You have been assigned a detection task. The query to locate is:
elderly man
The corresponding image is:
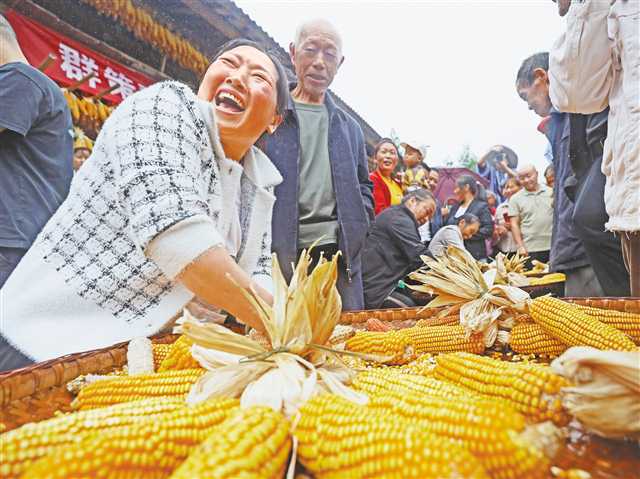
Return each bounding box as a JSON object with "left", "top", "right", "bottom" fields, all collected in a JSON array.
[
  {"left": 0, "top": 15, "right": 72, "bottom": 288},
  {"left": 362, "top": 189, "right": 435, "bottom": 309},
  {"left": 508, "top": 165, "right": 553, "bottom": 267},
  {"left": 517, "top": 50, "right": 628, "bottom": 296},
  {"left": 549, "top": 0, "right": 639, "bottom": 296},
  {"left": 261, "top": 19, "right": 373, "bottom": 310}
]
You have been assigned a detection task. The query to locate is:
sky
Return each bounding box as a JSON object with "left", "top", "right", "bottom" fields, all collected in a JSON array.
[{"left": 234, "top": 0, "right": 565, "bottom": 173}]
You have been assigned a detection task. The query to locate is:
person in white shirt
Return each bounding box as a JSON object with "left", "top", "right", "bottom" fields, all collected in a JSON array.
[
  {"left": 494, "top": 177, "right": 522, "bottom": 255},
  {"left": 429, "top": 213, "right": 480, "bottom": 258},
  {"left": 0, "top": 39, "right": 289, "bottom": 371}
]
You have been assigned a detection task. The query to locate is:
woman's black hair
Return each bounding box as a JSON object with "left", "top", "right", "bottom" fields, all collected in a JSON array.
[
  {"left": 373, "top": 138, "right": 400, "bottom": 159},
  {"left": 457, "top": 213, "right": 480, "bottom": 226},
  {"left": 209, "top": 39, "right": 289, "bottom": 116},
  {"left": 456, "top": 175, "right": 478, "bottom": 195}
]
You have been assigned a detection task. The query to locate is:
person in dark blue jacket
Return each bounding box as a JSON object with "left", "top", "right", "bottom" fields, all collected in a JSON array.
[{"left": 260, "top": 19, "right": 374, "bottom": 310}]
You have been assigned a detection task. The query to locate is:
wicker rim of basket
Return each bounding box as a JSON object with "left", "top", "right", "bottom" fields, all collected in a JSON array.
[
  {"left": 339, "top": 297, "right": 640, "bottom": 325},
  {"left": 0, "top": 334, "right": 176, "bottom": 407}
]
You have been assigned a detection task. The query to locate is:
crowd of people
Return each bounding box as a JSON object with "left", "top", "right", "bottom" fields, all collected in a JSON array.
[{"left": 0, "top": 0, "right": 637, "bottom": 371}]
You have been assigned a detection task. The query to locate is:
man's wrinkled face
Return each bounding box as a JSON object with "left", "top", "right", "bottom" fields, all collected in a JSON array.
[
  {"left": 411, "top": 198, "right": 436, "bottom": 225},
  {"left": 427, "top": 170, "right": 439, "bottom": 191},
  {"left": 291, "top": 28, "right": 343, "bottom": 100},
  {"left": 517, "top": 71, "right": 551, "bottom": 118},
  {"left": 518, "top": 168, "right": 539, "bottom": 192}
]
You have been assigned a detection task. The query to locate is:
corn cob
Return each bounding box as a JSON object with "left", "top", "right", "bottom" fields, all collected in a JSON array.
[
  {"left": 528, "top": 273, "right": 566, "bottom": 286},
  {"left": 73, "top": 368, "right": 205, "bottom": 410},
  {"left": 365, "top": 317, "right": 392, "bottom": 332},
  {"left": 529, "top": 296, "right": 637, "bottom": 351},
  {"left": 345, "top": 330, "right": 415, "bottom": 364},
  {"left": 402, "top": 324, "right": 485, "bottom": 354},
  {"left": 158, "top": 335, "right": 201, "bottom": 371},
  {"left": 353, "top": 369, "right": 470, "bottom": 400},
  {"left": 170, "top": 406, "right": 290, "bottom": 479},
  {"left": 415, "top": 314, "right": 459, "bottom": 327},
  {"left": 22, "top": 397, "right": 239, "bottom": 479},
  {"left": 356, "top": 371, "right": 557, "bottom": 479},
  {"left": 328, "top": 324, "right": 356, "bottom": 346},
  {"left": 296, "top": 394, "right": 489, "bottom": 479},
  {"left": 509, "top": 322, "right": 568, "bottom": 356},
  {"left": 152, "top": 343, "right": 172, "bottom": 369},
  {"left": 575, "top": 304, "right": 640, "bottom": 344},
  {"left": 0, "top": 397, "right": 184, "bottom": 479},
  {"left": 435, "top": 352, "right": 570, "bottom": 425}
]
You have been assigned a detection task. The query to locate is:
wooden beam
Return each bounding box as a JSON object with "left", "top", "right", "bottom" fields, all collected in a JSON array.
[
  {"left": 11, "top": 0, "right": 171, "bottom": 82},
  {"left": 178, "top": 0, "right": 240, "bottom": 40}
]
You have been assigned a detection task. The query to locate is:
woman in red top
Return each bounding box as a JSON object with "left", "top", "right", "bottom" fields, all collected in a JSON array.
[{"left": 370, "top": 138, "right": 403, "bottom": 215}]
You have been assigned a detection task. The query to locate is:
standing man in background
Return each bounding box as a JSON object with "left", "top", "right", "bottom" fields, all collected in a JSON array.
[
  {"left": 261, "top": 19, "right": 373, "bottom": 310},
  {"left": 508, "top": 164, "right": 553, "bottom": 267},
  {"left": 549, "top": 0, "right": 639, "bottom": 296},
  {"left": 0, "top": 15, "right": 73, "bottom": 287}
]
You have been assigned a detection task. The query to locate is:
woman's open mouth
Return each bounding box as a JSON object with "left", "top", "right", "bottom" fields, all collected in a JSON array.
[{"left": 215, "top": 90, "right": 246, "bottom": 114}]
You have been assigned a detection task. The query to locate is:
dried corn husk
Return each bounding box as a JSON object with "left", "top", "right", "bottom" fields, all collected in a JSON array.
[
  {"left": 492, "top": 252, "right": 530, "bottom": 286},
  {"left": 174, "top": 249, "right": 368, "bottom": 417},
  {"left": 551, "top": 347, "right": 640, "bottom": 439},
  {"left": 409, "top": 246, "right": 530, "bottom": 347}
]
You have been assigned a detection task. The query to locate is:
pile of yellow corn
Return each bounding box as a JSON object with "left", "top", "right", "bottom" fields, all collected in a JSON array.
[{"left": 3, "top": 295, "right": 637, "bottom": 479}]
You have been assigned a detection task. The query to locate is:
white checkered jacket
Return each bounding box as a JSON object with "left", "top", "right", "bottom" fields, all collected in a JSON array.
[{"left": 0, "top": 81, "right": 282, "bottom": 361}]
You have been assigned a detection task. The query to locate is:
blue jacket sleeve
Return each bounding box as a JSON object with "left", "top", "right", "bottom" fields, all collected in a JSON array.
[{"left": 353, "top": 123, "right": 374, "bottom": 222}]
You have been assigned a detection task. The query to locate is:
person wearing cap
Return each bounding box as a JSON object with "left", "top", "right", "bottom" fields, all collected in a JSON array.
[
  {"left": 400, "top": 140, "right": 430, "bottom": 192},
  {"left": 72, "top": 128, "right": 93, "bottom": 171}
]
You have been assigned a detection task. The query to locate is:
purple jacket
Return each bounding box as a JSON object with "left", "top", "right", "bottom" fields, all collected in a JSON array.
[{"left": 260, "top": 88, "right": 374, "bottom": 310}]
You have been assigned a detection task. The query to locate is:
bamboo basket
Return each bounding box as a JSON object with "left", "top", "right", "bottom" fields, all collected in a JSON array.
[
  {"left": 0, "top": 334, "right": 177, "bottom": 431},
  {"left": 340, "top": 297, "right": 640, "bottom": 324}
]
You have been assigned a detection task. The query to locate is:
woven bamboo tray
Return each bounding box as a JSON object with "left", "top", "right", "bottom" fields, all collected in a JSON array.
[
  {"left": 0, "top": 334, "right": 177, "bottom": 431},
  {"left": 340, "top": 297, "right": 640, "bottom": 324}
]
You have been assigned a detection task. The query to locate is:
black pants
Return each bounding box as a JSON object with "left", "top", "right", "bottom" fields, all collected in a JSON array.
[{"left": 571, "top": 158, "right": 630, "bottom": 297}]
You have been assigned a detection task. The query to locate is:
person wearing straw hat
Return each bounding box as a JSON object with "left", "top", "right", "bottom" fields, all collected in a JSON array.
[
  {"left": 0, "top": 15, "right": 73, "bottom": 289},
  {"left": 72, "top": 128, "right": 93, "bottom": 171}
]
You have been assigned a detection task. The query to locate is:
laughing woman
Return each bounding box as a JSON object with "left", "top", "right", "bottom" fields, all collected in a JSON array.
[
  {"left": 370, "top": 138, "right": 403, "bottom": 215},
  {"left": 0, "top": 40, "right": 288, "bottom": 371}
]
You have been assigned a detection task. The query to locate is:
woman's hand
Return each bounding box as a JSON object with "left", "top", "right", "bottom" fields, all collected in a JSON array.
[{"left": 177, "top": 246, "right": 272, "bottom": 333}]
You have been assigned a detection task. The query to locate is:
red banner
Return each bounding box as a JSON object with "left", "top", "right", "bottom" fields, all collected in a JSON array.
[{"left": 5, "top": 10, "right": 154, "bottom": 104}]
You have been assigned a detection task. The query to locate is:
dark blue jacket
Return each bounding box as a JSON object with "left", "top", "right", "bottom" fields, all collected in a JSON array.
[
  {"left": 260, "top": 88, "right": 374, "bottom": 310},
  {"left": 547, "top": 110, "right": 589, "bottom": 272}
]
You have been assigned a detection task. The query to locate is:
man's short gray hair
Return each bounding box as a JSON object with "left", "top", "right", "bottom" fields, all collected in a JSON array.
[{"left": 294, "top": 19, "right": 343, "bottom": 53}]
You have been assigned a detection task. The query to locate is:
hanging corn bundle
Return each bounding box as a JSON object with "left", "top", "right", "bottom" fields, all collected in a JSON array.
[
  {"left": 175, "top": 248, "right": 368, "bottom": 417},
  {"left": 409, "top": 246, "right": 530, "bottom": 348},
  {"left": 551, "top": 347, "right": 640, "bottom": 439}
]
